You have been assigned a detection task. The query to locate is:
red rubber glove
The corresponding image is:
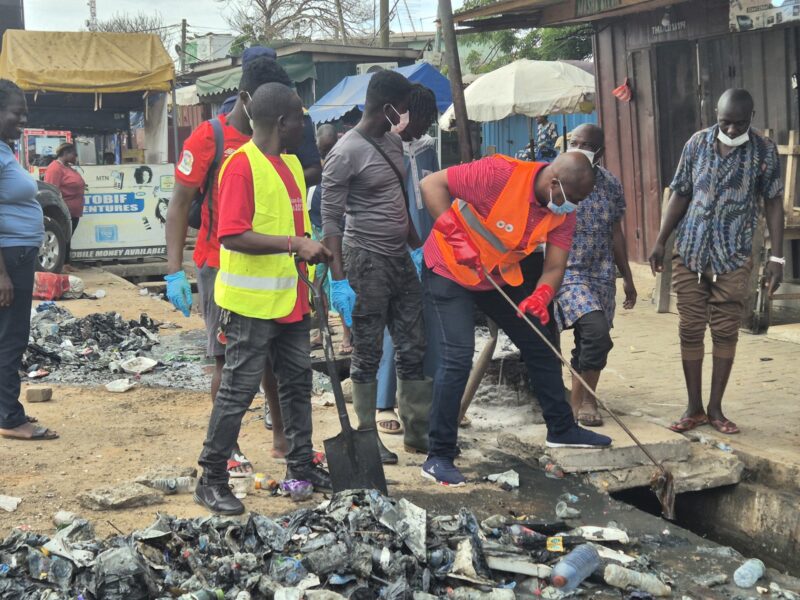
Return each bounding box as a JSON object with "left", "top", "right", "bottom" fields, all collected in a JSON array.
[
  {"left": 433, "top": 209, "right": 481, "bottom": 271},
  {"left": 518, "top": 284, "right": 555, "bottom": 325}
]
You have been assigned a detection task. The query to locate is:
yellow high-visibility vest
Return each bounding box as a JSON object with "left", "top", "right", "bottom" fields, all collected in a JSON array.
[{"left": 214, "top": 140, "right": 311, "bottom": 320}]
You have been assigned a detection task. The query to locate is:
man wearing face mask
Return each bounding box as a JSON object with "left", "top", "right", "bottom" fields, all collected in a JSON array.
[
  {"left": 419, "top": 152, "right": 612, "bottom": 486},
  {"left": 556, "top": 124, "right": 637, "bottom": 428},
  {"left": 649, "top": 88, "right": 784, "bottom": 436},
  {"left": 322, "top": 70, "right": 429, "bottom": 465}
]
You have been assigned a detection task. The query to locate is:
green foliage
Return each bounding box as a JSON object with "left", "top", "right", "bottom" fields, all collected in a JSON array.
[{"left": 459, "top": 0, "right": 592, "bottom": 74}]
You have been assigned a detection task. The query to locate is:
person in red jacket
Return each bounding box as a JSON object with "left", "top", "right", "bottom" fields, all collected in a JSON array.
[{"left": 44, "top": 142, "right": 84, "bottom": 271}]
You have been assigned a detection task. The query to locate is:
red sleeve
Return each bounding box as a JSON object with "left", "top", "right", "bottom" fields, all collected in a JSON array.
[
  {"left": 217, "top": 153, "right": 256, "bottom": 240},
  {"left": 174, "top": 121, "right": 216, "bottom": 189},
  {"left": 446, "top": 156, "right": 513, "bottom": 216},
  {"left": 546, "top": 211, "right": 577, "bottom": 251},
  {"left": 43, "top": 162, "right": 62, "bottom": 187}
]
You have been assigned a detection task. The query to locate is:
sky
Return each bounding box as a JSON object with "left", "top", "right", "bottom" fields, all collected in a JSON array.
[{"left": 23, "top": 0, "right": 465, "bottom": 39}]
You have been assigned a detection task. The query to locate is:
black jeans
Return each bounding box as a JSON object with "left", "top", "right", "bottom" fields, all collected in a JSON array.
[
  {"left": 569, "top": 310, "right": 613, "bottom": 372},
  {"left": 0, "top": 247, "right": 38, "bottom": 429},
  {"left": 343, "top": 245, "right": 425, "bottom": 383},
  {"left": 423, "top": 265, "right": 574, "bottom": 458},
  {"left": 198, "top": 312, "right": 313, "bottom": 484}
]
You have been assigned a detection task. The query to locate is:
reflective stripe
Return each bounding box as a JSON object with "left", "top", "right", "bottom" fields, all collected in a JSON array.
[
  {"left": 219, "top": 271, "right": 296, "bottom": 291},
  {"left": 457, "top": 199, "right": 507, "bottom": 254}
]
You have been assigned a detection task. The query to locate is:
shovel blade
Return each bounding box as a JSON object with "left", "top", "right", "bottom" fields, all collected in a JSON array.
[{"left": 324, "top": 427, "right": 388, "bottom": 496}]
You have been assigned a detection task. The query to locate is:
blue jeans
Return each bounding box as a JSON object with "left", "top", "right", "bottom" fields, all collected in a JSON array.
[
  {"left": 0, "top": 247, "right": 38, "bottom": 429},
  {"left": 198, "top": 312, "right": 313, "bottom": 484},
  {"left": 423, "top": 265, "right": 574, "bottom": 458}
]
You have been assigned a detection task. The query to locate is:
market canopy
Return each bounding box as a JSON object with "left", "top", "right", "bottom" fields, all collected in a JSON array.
[
  {"left": 439, "top": 59, "right": 595, "bottom": 130},
  {"left": 195, "top": 54, "right": 317, "bottom": 97},
  {"left": 308, "top": 62, "right": 452, "bottom": 124},
  {"left": 0, "top": 30, "right": 174, "bottom": 93}
]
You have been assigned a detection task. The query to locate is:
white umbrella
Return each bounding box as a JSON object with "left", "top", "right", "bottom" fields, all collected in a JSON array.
[{"left": 439, "top": 59, "right": 595, "bottom": 131}]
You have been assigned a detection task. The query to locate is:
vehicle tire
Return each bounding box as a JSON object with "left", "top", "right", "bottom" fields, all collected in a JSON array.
[{"left": 38, "top": 216, "right": 67, "bottom": 274}]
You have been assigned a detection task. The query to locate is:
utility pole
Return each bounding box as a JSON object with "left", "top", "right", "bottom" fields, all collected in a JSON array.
[
  {"left": 439, "top": 0, "right": 472, "bottom": 162},
  {"left": 334, "top": 0, "right": 348, "bottom": 44},
  {"left": 180, "top": 19, "right": 187, "bottom": 74},
  {"left": 379, "top": 0, "right": 389, "bottom": 47}
]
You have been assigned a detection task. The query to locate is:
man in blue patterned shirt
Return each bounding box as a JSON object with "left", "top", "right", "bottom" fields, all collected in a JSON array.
[
  {"left": 556, "top": 124, "right": 637, "bottom": 427},
  {"left": 649, "top": 88, "right": 785, "bottom": 435}
]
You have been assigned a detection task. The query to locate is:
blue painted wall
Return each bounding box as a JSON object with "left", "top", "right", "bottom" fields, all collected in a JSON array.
[{"left": 480, "top": 112, "right": 598, "bottom": 157}]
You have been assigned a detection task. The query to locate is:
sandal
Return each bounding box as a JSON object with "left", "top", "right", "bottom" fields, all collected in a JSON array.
[
  {"left": 227, "top": 451, "right": 254, "bottom": 475},
  {"left": 0, "top": 426, "right": 59, "bottom": 441},
  {"left": 338, "top": 341, "right": 353, "bottom": 355},
  {"left": 577, "top": 409, "right": 603, "bottom": 427},
  {"left": 376, "top": 410, "right": 403, "bottom": 435},
  {"left": 709, "top": 418, "right": 740, "bottom": 435},
  {"left": 668, "top": 414, "right": 708, "bottom": 433}
]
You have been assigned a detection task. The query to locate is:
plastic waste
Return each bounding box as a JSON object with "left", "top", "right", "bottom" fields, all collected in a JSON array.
[
  {"left": 603, "top": 564, "right": 671, "bottom": 596},
  {"left": 270, "top": 556, "right": 308, "bottom": 586},
  {"left": 538, "top": 456, "right": 565, "bottom": 479},
  {"left": 733, "top": 558, "right": 765, "bottom": 588},
  {"left": 555, "top": 501, "right": 581, "bottom": 519},
  {"left": 53, "top": 510, "right": 78, "bottom": 529},
  {"left": 178, "top": 591, "right": 224, "bottom": 600},
  {"left": 49, "top": 556, "right": 73, "bottom": 589},
  {"left": 280, "top": 479, "right": 314, "bottom": 502},
  {"left": 559, "top": 493, "right": 579, "bottom": 503},
  {"left": 509, "top": 524, "right": 547, "bottom": 549},
  {"left": 27, "top": 548, "right": 51, "bottom": 580},
  {"left": 550, "top": 544, "right": 600, "bottom": 591},
  {"left": 145, "top": 476, "right": 196, "bottom": 495}
]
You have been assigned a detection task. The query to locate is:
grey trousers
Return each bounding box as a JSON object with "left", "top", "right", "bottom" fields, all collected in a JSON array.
[{"left": 198, "top": 311, "right": 313, "bottom": 484}]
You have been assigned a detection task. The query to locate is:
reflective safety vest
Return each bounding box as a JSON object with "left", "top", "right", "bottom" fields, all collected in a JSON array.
[
  {"left": 214, "top": 140, "right": 311, "bottom": 320},
  {"left": 432, "top": 155, "right": 566, "bottom": 287}
]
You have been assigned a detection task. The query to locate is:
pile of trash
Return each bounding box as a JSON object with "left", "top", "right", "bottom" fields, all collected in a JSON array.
[
  {"left": 24, "top": 303, "right": 161, "bottom": 376},
  {"left": 0, "top": 489, "right": 703, "bottom": 600}
]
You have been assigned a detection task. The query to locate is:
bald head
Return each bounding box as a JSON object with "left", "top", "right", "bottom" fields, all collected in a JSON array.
[
  {"left": 717, "top": 88, "right": 754, "bottom": 142},
  {"left": 718, "top": 88, "right": 754, "bottom": 115},
  {"left": 569, "top": 124, "right": 604, "bottom": 153},
  {"left": 549, "top": 151, "right": 596, "bottom": 204},
  {"left": 316, "top": 124, "right": 337, "bottom": 160}
]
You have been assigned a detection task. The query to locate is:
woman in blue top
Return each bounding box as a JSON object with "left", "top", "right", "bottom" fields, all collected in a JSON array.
[{"left": 0, "top": 79, "right": 58, "bottom": 441}]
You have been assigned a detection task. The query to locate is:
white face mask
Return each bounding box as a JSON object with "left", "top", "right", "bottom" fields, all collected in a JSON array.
[
  {"left": 717, "top": 127, "right": 750, "bottom": 148},
  {"left": 386, "top": 105, "right": 410, "bottom": 134},
  {"left": 243, "top": 93, "right": 254, "bottom": 131},
  {"left": 567, "top": 147, "right": 596, "bottom": 165},
  {"left": 547, "top": 179, "right": 577, "bottom": 215}
]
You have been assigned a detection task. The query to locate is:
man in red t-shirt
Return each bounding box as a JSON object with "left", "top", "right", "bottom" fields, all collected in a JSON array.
[
  {"left": 164, "top": 57, "right": 318, "bottom": 475},
  {"left": 418, "top": 152, "right": 612, "bottom": 486},
  {"left": 195, "top": 83, "right": 331, "bottom": 514}
]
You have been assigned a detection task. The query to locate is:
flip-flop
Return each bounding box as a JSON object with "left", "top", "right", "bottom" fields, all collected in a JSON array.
[
  {"left": 668, "top": 414, "right": 708, "bottom": 433},
  {"left": 577, "top": 410, "right": 603, "bottom": 427},
  {"left": 709, "top": 418, "right": 740, "bottom": 435},
  {"left": 1, "top": 426, "right": 59, "bottom": 441},
  {"left": 227, "top": 451, "right": 254, "bottom": 475},
  {"left": 377, "top": 410, "right": 403, "bottom": 435},
  {"left": 338, "top": 342, "right": 353, "bottom": 355}
]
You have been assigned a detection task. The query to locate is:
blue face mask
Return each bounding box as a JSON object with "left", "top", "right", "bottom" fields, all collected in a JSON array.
[{"left": 547, "top": 179, "right": 577, "bottom": 215}]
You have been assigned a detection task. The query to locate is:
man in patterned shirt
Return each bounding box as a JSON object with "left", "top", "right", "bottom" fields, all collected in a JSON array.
[
  {"left": 649, "top": 88, "right": 784, "bottom": 435},
  {"left": 556, "top": 124, "right": 637, "bottom": 427},
  {"left": 535, "top": 115, "right": 559, "bottom": 160}
]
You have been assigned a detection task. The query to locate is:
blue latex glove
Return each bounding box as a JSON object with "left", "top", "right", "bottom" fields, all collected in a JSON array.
[
  {"left": 410, "top": 247, "right": 424, "bottom": 280},
  {"left": 164, "top": 270, "right": 192, "bottom": 317},
  {"left": 330, "top": 278, "right": 356, "bottom": 328}
]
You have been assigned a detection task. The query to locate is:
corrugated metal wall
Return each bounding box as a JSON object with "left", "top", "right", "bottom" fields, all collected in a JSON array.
[{"left": 480, "top": 112, "right": 598, "bottom": 157}]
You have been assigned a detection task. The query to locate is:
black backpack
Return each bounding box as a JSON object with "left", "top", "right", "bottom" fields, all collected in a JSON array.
[{"left": 187, "top": 117, "right": 224, "bottom": 239}]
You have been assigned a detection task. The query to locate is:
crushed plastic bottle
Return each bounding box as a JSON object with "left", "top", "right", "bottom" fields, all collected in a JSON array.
[
  {"left": 555, "top": 501, "right": 581, "bottom": 519},
  {"left": 551, "top": 544, "right": 600, "bottom": 591},
  {"left": 603, "top": 564, "right": 672, "bottom": 596},
  {"left": 733, "top": 558, "right": 765, "bottom": 588},
  {"left": 509, "top": 524, "right": 547, "bottom": 549},
  {"left": 147, "top": 476, "right": 196, "bottom": 495}
]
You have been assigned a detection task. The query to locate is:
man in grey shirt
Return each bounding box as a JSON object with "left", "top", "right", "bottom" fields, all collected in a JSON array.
[{"left": 322, "top": 70, "right": 430, "bottom": 464}]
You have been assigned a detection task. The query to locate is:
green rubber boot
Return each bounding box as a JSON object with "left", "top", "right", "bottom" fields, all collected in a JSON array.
[
  {"left": 351, "top": 381, "right": 398, "bottom": 465},
  {"left": 397, "top": 377, "right": 432, "bottom": 454}
]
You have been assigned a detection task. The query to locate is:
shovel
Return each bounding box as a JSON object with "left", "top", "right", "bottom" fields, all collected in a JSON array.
[
  {"left": 481, "top": 268, "right": 676, "bottom": 520},
  {"left": 295, "top": 258, "right": 388, "bottom": 495}
]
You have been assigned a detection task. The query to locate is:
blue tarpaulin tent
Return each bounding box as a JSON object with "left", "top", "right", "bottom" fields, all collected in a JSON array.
[{"left": 309, "top": 62, "right": 452, "bottom": 123}]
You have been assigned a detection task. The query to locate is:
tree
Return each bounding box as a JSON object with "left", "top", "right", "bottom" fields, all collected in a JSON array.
[
  {"left": 219, "top": 0, "right": 373, "bottom": 45},
  {"left": 95, "top": 11, "right": 173, "bottom": 51},
  {"left": 459, "top": 0, "right": 592, "bottom": 74}
]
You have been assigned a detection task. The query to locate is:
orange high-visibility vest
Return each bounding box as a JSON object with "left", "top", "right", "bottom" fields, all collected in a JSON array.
[{"left": 432, "top": 155, "right": 566, "bottom": 287}]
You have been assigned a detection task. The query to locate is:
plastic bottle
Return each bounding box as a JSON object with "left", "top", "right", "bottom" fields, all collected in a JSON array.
[
  {"left": 508, "top": 524, "right": 547, "bottom": 549},
  {"left": 550, "top": 544, "right": 601, "bottom": 591},
  {"left": 178, "top": 590, "right": 224, "bottom": 600},
  {"left": 733, "top": 558, "right": 766, "bottom": 588},
  {"left": 603, "top": 564, "right": 672, "bottom": 596},
  {"left": 147, "top": 476, "right": 196, "bottom": 495}
]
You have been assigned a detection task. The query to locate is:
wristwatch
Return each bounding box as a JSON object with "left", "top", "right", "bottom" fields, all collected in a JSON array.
[{"left": 769, "top": 256, "right": 786, "bottom": 266}]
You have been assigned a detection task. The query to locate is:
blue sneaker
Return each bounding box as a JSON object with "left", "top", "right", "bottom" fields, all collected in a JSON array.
[
  {"left": 546, "top": 425, "right": 612, "bottom": 449},
  {"left": 421, "top": 456, "right": 467, "bottom": 486}
]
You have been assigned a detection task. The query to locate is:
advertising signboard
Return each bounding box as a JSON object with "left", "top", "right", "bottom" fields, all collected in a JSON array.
[{"left": 730, "top": 0, "right": 800, "bottom": 32}]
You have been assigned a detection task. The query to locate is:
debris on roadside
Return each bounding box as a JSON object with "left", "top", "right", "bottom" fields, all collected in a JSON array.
[
  {"left": 77, "top": 483, "right": 164, "bottom": 511},
  {"left": 105, "top": 378, "right": 136, "bottom": 393},
  {"left": 485, "top": 470, "right": 519, "bottom": 491},
  {"left": 0, "top": 495, "right": 22, "bottom": 513},
  {"left": 0, "top": 489, "right": 696, "bottom": 599},
  {"left": 25, "top": 386, "right": 52, "bottom": 403}
]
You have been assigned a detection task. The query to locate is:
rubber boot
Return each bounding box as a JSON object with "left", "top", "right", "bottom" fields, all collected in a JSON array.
[
  {"left": 397, "top": 377, "right": 432, "bottom": 454},
  {"left": 351, "top": 381, "right": 398, "bottom": 465}
]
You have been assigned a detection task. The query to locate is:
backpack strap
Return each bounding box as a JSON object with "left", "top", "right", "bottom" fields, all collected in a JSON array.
[{"left": 203, "top": 117, "right": 224, "bottom": 241}]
